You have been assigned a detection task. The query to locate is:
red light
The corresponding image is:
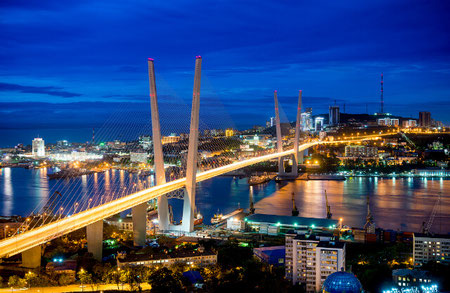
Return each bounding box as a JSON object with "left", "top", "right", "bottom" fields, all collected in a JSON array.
[{"left": 196, "top": 55, "right": 202, "bottom": 59}]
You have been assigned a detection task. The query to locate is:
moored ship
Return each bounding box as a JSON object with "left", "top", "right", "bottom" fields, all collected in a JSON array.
[
  {"left": 211, "top": 208, "right": 244, "bottom": 224},
  {"left": 47, "top": 169, "right": 95, "bottom": 179}
]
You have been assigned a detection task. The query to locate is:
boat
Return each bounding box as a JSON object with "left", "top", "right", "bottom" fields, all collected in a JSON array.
[
  {"left": 211, "top": 208, "right": 244, "bottom": 224},
  {"left": 211, "top": 210, "right": 223, "bottom": 224},
  {"left": 138, "top": 170, "right": 152, "bottom": 177},
  {"left": 248, "top": 173, "right": 275, "bottom": 185},
  {"left": 194, "top": 213, "right": 203, "bottom": 226},
  {"left": 47, "top": 169, "right": 95, "bottom": 179}
]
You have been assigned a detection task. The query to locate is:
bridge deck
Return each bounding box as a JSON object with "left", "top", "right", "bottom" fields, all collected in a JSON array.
[{"left": 0, "top": 135, "right": 389, "bottom": 257}]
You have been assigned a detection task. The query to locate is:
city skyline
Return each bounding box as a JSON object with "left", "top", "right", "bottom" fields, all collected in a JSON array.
[{"left": 1, "top": 0, "right": 450, "bottom": 142}]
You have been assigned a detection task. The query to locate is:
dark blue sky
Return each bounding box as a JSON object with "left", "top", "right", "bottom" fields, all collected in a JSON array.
[{"left": 1, "top": 0, "right": 450, "bottom": 145}]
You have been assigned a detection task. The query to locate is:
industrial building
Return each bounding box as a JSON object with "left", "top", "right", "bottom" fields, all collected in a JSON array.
[{"left": 244, "top": 214, "right": 339, "bottom": 235}]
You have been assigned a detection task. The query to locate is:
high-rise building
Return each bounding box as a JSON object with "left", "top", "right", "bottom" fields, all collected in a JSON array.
[
  {"left": 413, "top": 233, "right": 450, "bottom": 266},
  {"left": 270, "top": 117, "right": 275, "bottom": 127},
  {"left": 225, "top": 128, "right": 234, "bottom": 137},
  {"left": 139, "top": 135, "right": 152, "bottom": 150},
  {"left": 301, "top": 113, "right": 313, "bottom": 131},
  {"left": 419, "top": 112, "right": 431, "bottom": 127},
  {"left": 402, "top": 120, "right": 417, "bottom": 128},
  {"left": 56, "top": 140, "right": 68, "bottom": 147},
  {"left": 328, "top": 106, "right": 340, "bottom": 126},
  {"left": 32, "top": 138, "right": 45, "bottom": 157},
  {"left": 314, "top": 117, "right": 324, "bottom": 132},
  {"left": 285, "top": 232, "right": 345, "bottom": 292}
]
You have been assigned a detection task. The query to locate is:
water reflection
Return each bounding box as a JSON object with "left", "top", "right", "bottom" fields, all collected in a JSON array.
[
  {"left": 255, "top": 178, "right": 450, "bottom": 234},
  {"left": 0, "top": 169, "right": 449, "bottom": 234},
  {"left": 2, "top": 168, "right": 12, "bottom": 215}
]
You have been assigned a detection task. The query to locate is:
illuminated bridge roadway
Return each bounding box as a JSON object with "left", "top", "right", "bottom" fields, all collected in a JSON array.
[{"left": 0, "top": 134, "right": 392, "bottom": 259}]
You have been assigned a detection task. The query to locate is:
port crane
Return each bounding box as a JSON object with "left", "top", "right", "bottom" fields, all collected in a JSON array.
[
  {"left": 324, "top": 190, "right": 332, "bottom": 219},
  {"left": 422, "top": 193, "right": 441, "bottom": 234}
]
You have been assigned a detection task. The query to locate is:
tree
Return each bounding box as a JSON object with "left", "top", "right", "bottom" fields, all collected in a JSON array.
[
  {"left": 105, "top": 267, "right": 122, "bottom": 290},
  {"left": 146, "top": 267, "right": 183, "bottom": 293},
  {"left": 78, "top": 269, "right": 93, "bottom": 291},
  {"left": 58, "top": 274, "right": 73, "bottom": 286},
  {"left": 24, "top": 271, "right": 39, "bottom": 288},
  {"left": 8, "top": 276, "right": 26, "bottom": 289},
  {"left": 119, "top": 265, "right": 147, "bottom": 292}
]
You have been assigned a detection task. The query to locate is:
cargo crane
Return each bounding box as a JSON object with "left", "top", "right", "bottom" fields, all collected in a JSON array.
[
  {"left": 324, "top": 190, "right": 332, "bottom": 219},
  {"left": 422, "top": 193, "right": 441, "bottom": 235},
  {"left": 292, "top": 192, "right": 299, "bottom": 216}
]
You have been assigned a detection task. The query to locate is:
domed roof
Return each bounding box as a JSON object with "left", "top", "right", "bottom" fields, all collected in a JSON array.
[{"left": 322, "top": 271, "right": 362, "bottom": 293}]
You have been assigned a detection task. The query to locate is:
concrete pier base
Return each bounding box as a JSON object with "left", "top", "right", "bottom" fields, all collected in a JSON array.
[
  {"left": 21, "top": 245, "right": 41, "bottom": 268},
  {"left": 87, "top": 220, "right": 103, "bottom": 261},
  {"left": 132, "top": 202, "right": 147, "bottom": 247},
  {"left": 299, "top": 151, "right": 304, "bottom": 164}
]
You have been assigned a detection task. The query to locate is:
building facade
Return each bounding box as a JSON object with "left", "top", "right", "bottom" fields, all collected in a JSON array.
[
  {"left": 344, "top": 145, "right": 378, "bottom": 157},
  {"left": 419, "top": 112, "right": 431, "bottom": 127},
  {"left": 285, "top": 232, "right": 345, "bottom": 292},
  {"left": 117, "top": 248, "right": 217, "bottom": 268},
  {"left": 32, "top": 137, "right": 45, "bottom": 157},
  {"left": 329, "top": 106, "right": 340, "bottom": 126},
  {"left": 413, "top": 233, "right": 450, "bottom": 266}
]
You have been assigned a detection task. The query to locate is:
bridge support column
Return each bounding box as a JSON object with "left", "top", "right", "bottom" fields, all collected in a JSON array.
[
  {"left": 299, "top": 150, "right": 304, "bottom": 164},
  {"left": 148, "top": 58, "right": 169, "bottom": 231},
  {"left": 87, "top": 220, "right": 103, "bottom": 261},
  {"left": 274, "top": 90, "right": 284, "bottom": 175},
  {"left": 132, "top": 203, "right": 147, "bottom": 246},
  {"left": 181, "top": 56, "right": 202, "bottom": 233},
  {"left": 292, "top": 90, "right": 302, "bottom": 177},
  {"left": 21, "top": 245, "right": 41, "bottom": 268}
]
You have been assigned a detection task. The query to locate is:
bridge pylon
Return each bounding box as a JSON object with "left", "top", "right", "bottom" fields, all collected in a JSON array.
[
  {"left": 148, "top": 58, "right": 170, "bottom": 233},
  {"left": 292, "top": 90, "right": 302, "bottom": 176},
  {"left": 274, "top": 90, "right": 285, "bottom": 175},
  {"left": 181, "top": 56, "right": 202, "bottom": 233}
]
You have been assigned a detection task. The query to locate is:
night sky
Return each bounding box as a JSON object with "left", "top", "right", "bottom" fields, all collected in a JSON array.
[{"left": 1, "top": 0, "right": 450, "bottom": 145}]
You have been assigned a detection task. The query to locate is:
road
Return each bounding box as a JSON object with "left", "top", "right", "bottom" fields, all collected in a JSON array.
[{"left": 0, "top": 283, "right": 151, "bottom": 293}]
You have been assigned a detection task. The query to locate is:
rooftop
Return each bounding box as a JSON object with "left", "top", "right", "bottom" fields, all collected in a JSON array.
[
  {"left": 119, "top": 249, "right": 216, "bottom": 263},
  {"left": 392, "top": 269, "right": 430, "bottom": 279},
  {"left": 317, "top": 240, "right": 345, "bottom": 249},
  {"left": 414, "top": 233, "right": 450, "bottom": 240}
]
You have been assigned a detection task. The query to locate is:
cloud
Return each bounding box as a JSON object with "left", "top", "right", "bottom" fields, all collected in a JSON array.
[{"left": 0, "top": 82, "right": 82, "bottom": 98}]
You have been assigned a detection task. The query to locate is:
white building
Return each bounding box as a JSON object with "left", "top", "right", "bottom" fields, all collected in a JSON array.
[
  {"left": 344, "top": 145, "right": 378, "bottom": 157},
  {"left": 32, "top": 138, "right": 45, "bottom": 157},
  {"left": 130, "top": 152, "right": 148, "bottom": 163},
  {"left": 314, "top": 117, "right": 324, "bottom": 132},
  {"left": 285, "top": 232, "right": 345, "bottom": 292},
  {"left": 301, "top": 112, "right": 313, "bottom": 131},
  {"left": 413, "top": 233, "right": 450, "bottom": 266}
]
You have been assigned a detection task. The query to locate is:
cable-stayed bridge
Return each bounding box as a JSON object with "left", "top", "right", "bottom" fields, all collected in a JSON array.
[{"left": 0, "top": 56, "right": 398, "bottom": 267}]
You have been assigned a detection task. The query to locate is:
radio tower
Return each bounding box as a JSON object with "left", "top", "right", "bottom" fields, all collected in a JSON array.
[
  {"left": 92, "top": 128, "right": 95, "bottom": 145},
  {"left": 380, "top": 73, "right": 384, "bottom": 114}
]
